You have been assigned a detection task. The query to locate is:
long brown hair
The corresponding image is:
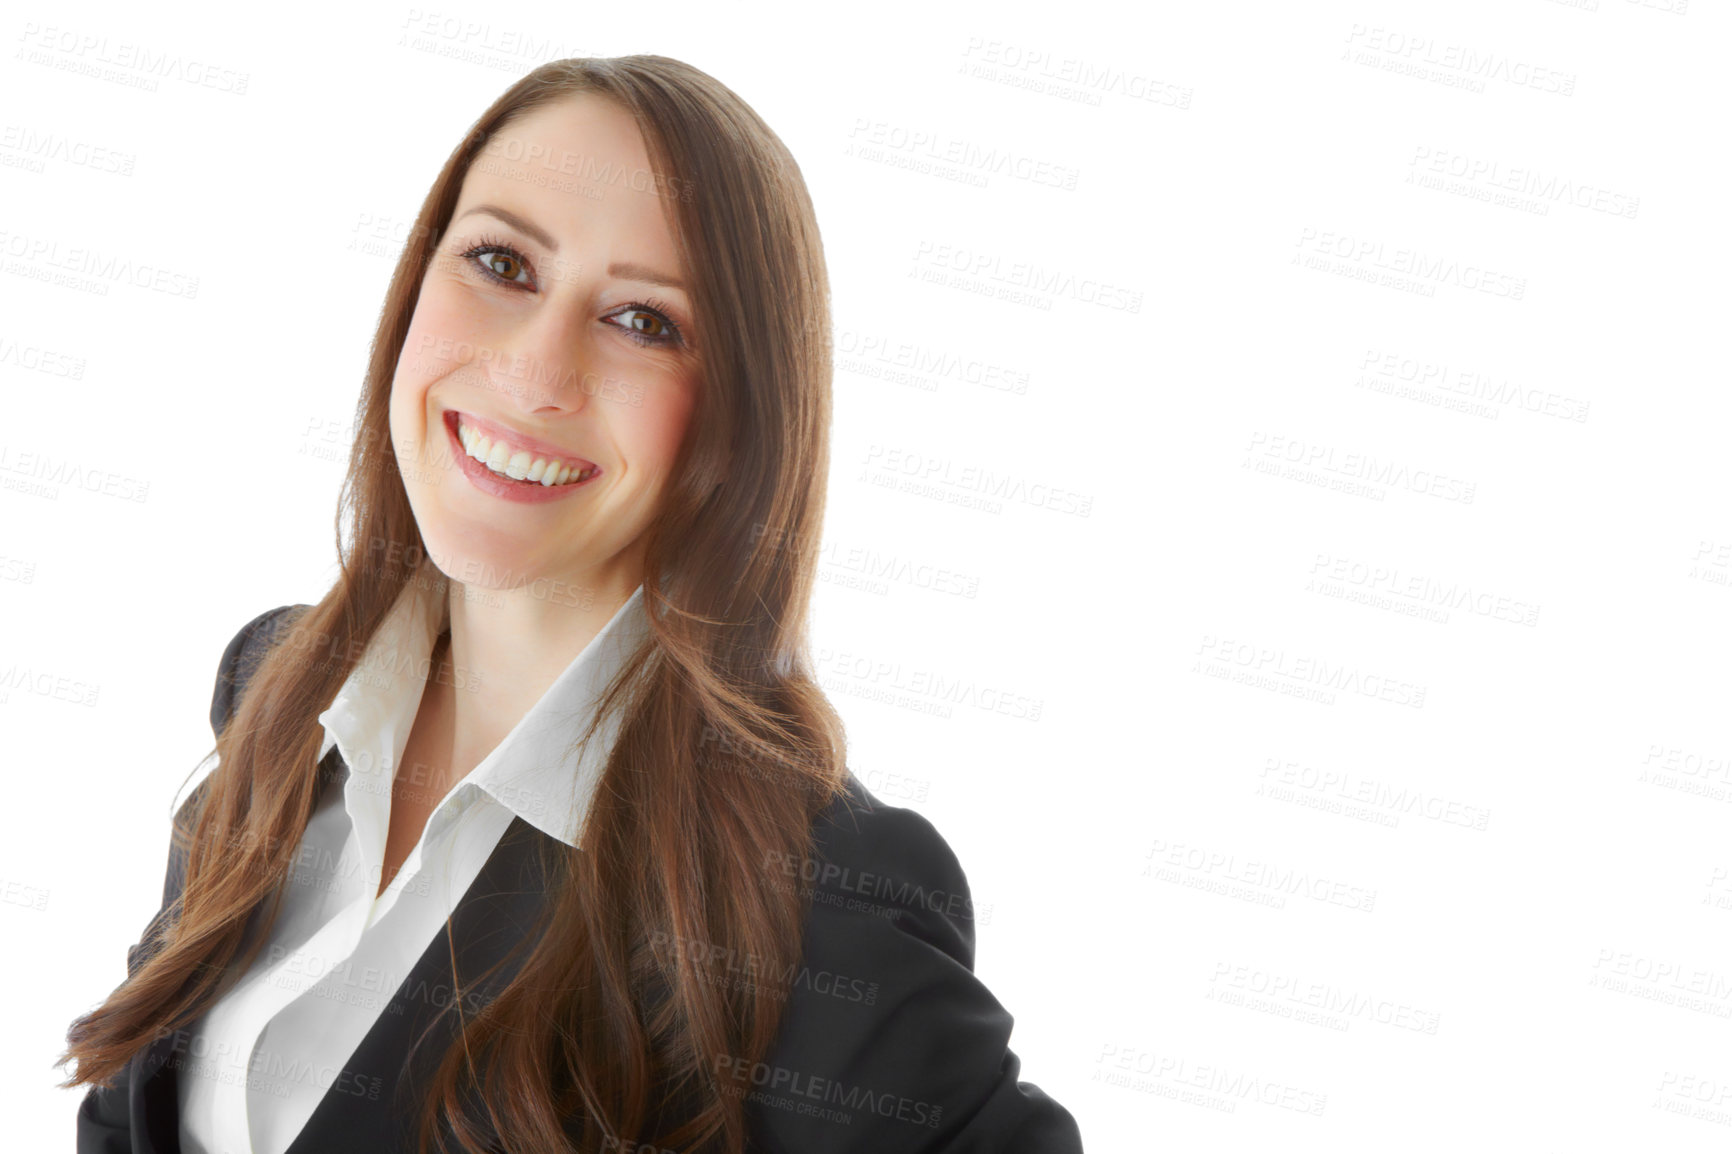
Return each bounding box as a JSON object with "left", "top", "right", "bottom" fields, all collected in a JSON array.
[{"left": 60, "top": 55, "right": 847, "bottom": 1153}]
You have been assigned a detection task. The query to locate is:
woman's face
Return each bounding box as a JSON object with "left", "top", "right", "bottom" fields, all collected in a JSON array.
[{"left": 389, "top": 94, "right": 700, "bottom": 603}]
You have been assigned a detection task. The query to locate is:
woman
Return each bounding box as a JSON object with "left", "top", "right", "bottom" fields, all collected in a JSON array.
[{"left": 60, "top": 55, "right": 1083, "bottom": 1154}]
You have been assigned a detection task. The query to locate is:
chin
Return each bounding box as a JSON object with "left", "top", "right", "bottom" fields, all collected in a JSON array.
[{"left": 424, "top": 529, "right": 531, "bottom": 590}]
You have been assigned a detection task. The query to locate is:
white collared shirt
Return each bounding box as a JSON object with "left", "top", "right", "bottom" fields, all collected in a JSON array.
[{"left": 176, "top": 578, "right": 651, "bottom": 1154}]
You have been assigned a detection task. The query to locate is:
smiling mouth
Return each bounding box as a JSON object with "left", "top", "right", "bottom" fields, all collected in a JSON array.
[{"left": 445, "top": 410, "right": 599, "bottom": 487}]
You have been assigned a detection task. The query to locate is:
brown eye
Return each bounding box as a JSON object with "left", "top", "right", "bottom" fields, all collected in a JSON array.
[
  {"left": 607, "top": 303, "right": 683, "bottom": 347},
  {"left": 460, "top": 243, "right": 533, "bottom": 286},
  {"left": 481, "top": 251, "right": 523, "bottom": 281}
]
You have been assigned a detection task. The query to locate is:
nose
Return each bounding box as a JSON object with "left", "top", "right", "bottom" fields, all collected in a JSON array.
[{"left": 483, "top": 298, "right": 596, "bottom": 417}]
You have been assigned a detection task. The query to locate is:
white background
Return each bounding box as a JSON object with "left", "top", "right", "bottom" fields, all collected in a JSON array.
[{"left": 4, "top": 0, "right": 1730, "bottom": 1150}]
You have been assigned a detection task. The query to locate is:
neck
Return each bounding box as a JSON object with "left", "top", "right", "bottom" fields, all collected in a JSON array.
[{"left": 425, "top": 574, "right": 638, "bottom": 776}]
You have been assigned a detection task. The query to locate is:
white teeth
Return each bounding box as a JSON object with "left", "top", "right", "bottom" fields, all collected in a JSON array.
[{"left": 456, "top": 418, "right": 593, "bottom": 486}]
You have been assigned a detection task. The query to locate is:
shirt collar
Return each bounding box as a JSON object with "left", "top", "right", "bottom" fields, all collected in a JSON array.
[{"left": 315, "top": 577, "right": 652, "bottom": 848}]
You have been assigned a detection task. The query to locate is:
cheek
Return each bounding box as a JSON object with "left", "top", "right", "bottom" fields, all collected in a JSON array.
[
  {"left": 397, "top": 294, "right": 465, "bottom": 386},
  {"left": 629, "top": 382, "right": 699, "bottom": 479},
  {"left": 390, "top": 288, "right": 473, "bottom": 427},
  {"left": 386, "top": 347, "right": 427, "bottom": 448}
]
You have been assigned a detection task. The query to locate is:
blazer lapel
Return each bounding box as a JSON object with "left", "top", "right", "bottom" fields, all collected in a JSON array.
[
  {"left": 130, "top": 1031, "right": 182, "bottom": 1154},
  {"left": 127, "top": 807, "right": 561, "bottom": 1154},
  {"left": 283, "top": 812, "right": 558, "bottom": 1154}
]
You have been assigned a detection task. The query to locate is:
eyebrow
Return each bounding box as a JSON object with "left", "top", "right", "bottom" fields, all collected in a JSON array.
[
  {"left": 606, "top": 260, "right": 685, "bottom": 291},
  {"left": 453, "top": 204, "right": 686, "bottom": 291}
]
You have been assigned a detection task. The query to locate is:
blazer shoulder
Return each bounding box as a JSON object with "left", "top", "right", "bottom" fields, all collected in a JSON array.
[
  {"left": 746, "top": 774, "right": 1085, "bottom": 1152},
  {"left": 804, "top": 773, "right": 980, "bottom": 964},
  {"left": 170, "top": 602, "right": 310, "bottom": 894},
  {"left": 207, "top": 602, "right": 311, "bottom": 739},
  {"left": 812, "top": 772, "right": 959, "bottom": 859}
]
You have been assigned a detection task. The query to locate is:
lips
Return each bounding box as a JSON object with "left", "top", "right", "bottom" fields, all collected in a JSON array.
[
  {"left": 444, "top": 409, "right": 597, "bottom": 472},
  {"left": 440, "top": 409, "right": 602, "bottom": 503}
]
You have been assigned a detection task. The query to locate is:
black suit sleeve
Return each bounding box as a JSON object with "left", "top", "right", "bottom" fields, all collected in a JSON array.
[
  {"left": 75, "top": 605, "right": 303, "bottom": 1154},
  {"left": 208, "top": 603, "right": 307, "bottom": 738},
  {"left": 741, "top": 779, "right": 1085, "bottom": 1153}
]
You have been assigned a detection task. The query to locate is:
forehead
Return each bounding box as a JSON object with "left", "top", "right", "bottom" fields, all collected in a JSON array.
[{"left": 454, "top": 95, "right": 682, "bottom": 272}]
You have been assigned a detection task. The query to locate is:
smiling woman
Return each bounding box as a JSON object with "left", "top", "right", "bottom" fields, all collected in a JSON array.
[
  {"left": 58, "top": 55, "right": 1083, "bottom": 1154},
  {"left": 393, "top": 96, "right": 705, "bottom": 596}
]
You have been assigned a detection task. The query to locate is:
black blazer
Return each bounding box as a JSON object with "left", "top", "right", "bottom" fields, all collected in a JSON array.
[{"left": 76, "top": 605, "right": 1084, "bottom": 1153}]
